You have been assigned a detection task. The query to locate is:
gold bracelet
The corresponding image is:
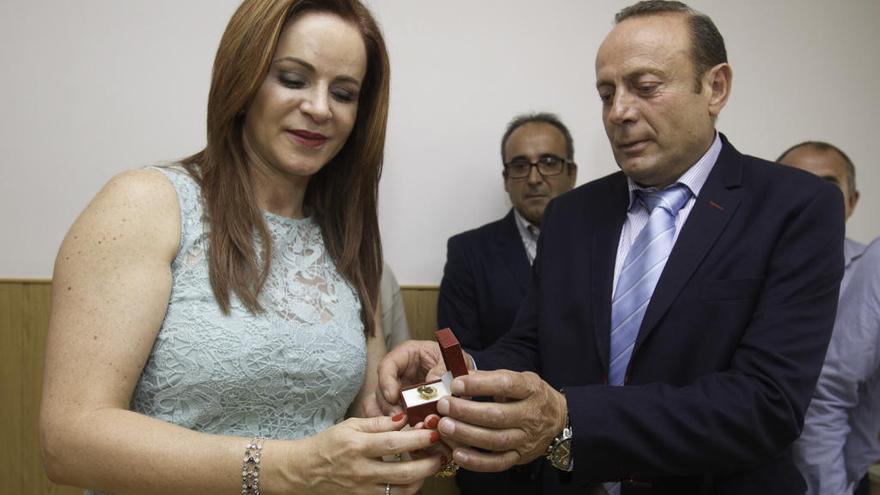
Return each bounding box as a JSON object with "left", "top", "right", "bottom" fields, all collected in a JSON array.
[
  {"left": 434, "top": 458, "right": 459, "bottom": 478},
  {"left": 242, "top": 437, "right": 265, "bottom": 495}
]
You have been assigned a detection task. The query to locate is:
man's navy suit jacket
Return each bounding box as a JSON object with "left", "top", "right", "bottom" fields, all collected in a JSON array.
[
  {"left": 438, "top": 209, "right": 530, "bottom": 351},
  {"left": 438, "top": 210, "right": 541, "bottom": 494},
  {"left": 474, "top": 136, "right": 845, "bottom": 494}
]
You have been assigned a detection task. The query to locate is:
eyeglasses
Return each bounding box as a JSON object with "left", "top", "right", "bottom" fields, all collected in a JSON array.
[{"left": 503, "top": 155, "right": 572, "bottom": 179}]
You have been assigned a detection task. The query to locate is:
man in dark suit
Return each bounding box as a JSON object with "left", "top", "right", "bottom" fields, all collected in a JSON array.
[
  {"left": 437, "top": 114, "right": 577, "bottom": 494},
  {"left": 379, "top": 2, "right": 844, "bottom": 494},
  {"left": 438, "top": 113, "right": 577, "bottom": 352}
]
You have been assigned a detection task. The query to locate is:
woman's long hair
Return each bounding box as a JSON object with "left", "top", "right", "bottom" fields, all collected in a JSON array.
[{"left": 181, "top": 0, "right": 389, "bottom": 337}]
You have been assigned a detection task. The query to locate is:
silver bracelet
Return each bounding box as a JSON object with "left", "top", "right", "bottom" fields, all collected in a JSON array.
[{"left": 242, "top": 437, "right": 265, "bottom": 495}]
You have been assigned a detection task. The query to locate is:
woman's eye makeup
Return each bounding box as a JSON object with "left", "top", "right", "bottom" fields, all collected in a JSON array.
[
  {"left": 331, "top": 87, "right": 357, "bottom": 103},
  {"left": 278, "top": 72, "right": 307, "bottom": 88},
  {"left": 275, "top": 68, "right": 359, "bottom": 103}
]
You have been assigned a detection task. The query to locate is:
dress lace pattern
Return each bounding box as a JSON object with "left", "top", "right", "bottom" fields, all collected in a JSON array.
[{"left": 129, "top": 165, "right": 367, "bottom": 439}]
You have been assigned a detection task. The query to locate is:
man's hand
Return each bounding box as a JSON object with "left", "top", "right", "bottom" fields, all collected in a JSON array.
[
  {"left": 434, "top": 370, "right": 568, "bottom": 472},
  {"left": 376, "top": 340, "right": 445, "bottom": 414}
]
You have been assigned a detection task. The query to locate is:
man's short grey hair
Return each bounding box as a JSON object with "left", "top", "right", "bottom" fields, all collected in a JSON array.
[
  {"left": 500, "top": 112, "right": 575, "bottom": 164},
  {"left": 777, "top": 141, "right": 858, "bottom": 197}
]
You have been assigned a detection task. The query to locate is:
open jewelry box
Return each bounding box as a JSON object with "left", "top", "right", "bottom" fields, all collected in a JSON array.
[{"left": 399, "top": 328, "right": 469, "bottom": 426}]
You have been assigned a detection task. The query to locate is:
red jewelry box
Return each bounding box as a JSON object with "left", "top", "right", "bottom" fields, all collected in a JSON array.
[{"left": 399, "top": 328, "right": 469, "bottom": 426}]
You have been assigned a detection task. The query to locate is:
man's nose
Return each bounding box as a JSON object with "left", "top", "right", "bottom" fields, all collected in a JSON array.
[
  {"left": 526, "top": 164, "right": 544, "bottom": 185},
  {"left": 607, "top": 90, "right": 638, "bottom": 125}
]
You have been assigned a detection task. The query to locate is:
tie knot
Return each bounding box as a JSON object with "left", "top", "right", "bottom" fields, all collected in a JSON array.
[{"left": 636, "top": 184, "right": 691, "bottom": 215}]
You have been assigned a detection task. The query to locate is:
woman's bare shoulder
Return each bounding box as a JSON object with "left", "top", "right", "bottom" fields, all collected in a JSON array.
[
  {"left": 56, "top": 168, "right": 182, "bottom": 275},
  {"left": 96, "top": 168, "right": 181, "bottom": 215}
]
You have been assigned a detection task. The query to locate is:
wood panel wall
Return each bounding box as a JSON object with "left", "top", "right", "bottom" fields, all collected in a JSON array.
[
  {"left": 0, "top": 280, "right": 453, "bottom": 495},
  {"left": 0, "top": 280, "right": 74, "bottom": 495}
]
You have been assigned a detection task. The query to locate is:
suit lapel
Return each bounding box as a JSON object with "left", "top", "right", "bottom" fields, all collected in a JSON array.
[
  {"left": 634, "top": 138, "right": 744, "bottom": 352},
  {"left": 592, "top": 174, "right": 630, "bottom": 374},
  {"left": 497, "top": 210, "right": 530, "bottom": 294}
]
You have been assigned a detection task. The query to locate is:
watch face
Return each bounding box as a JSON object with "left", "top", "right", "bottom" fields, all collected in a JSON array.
[{"left": 551, "top": 438, "right": 572, "bottom": 470}]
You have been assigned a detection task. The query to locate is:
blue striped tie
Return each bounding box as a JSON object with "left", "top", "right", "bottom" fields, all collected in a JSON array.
[{"left": 608, "top": 184, "right": 691, "bottom": 386}]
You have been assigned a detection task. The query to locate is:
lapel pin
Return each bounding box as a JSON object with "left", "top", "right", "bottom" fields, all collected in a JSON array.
[{"left": 708, "top": 200, "right": 725, "bottom": 211}]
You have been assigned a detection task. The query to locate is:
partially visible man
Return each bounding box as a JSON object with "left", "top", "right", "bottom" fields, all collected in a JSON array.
[
  {"left": 378, "top": 2, "right": 844, "bottom": 494},
  {"left": 778, "top": 142, "right": 864, "bottom": 289},
  {"left": 794, "top": 238, "right": 880, "bottom": 495},
  {"left": 437, "top": 113, "right": 577, "bottom": 494},
  {"left": 381, "top": 262, "right": 411, "bottom": 351},
  {"left": 781, "top": 142, "right": 879, "bottom": 494}
]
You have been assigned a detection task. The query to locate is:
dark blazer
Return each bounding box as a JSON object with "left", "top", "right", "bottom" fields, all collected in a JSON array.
[
  {"left": 438, "top": 209, "right": 531, "bottom": 350},
  {"left": 475, "top": 136, "right": 845, "bottom": 495},
  {"left": 438, "top": 210, "right": 541, "bottom": 495}
]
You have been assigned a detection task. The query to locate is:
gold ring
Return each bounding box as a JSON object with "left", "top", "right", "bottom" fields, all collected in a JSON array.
[
  {"left": 434, "top": 458, "right": 459, "bottom": 478},
  {"left": 417, "top": 385, "right": 438, "bottom": 400}
]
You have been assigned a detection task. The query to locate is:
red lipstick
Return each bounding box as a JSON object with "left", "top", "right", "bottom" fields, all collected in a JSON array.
[{"left": 287, "top": 129, "right": 328, "bottom": 149}]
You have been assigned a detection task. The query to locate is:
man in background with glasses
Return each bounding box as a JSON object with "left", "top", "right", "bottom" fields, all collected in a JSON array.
[{"left": 437, "top": 112, "right": 577, "bottom": 495}]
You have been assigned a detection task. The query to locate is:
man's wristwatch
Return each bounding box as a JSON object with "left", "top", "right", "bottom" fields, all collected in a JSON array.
[{"left": 545, "top": 420, "right": 574, "bottom": 472}]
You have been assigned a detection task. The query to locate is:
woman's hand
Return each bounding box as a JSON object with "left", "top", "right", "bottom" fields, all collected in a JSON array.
[
  {"left": 283, "top": 414, "right": 444, "bottom": 495},
  {"left": 375, "top": 340, "right": 446, "bottom": 414}
]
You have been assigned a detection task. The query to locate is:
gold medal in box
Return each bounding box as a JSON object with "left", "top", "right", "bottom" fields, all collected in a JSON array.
[{"left": 399, "top": 328, "right": 469, "bottom": 426}]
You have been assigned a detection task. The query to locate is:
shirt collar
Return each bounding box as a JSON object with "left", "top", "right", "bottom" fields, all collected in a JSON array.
[
  {"left": 844, "top": 237, "right": 867, "bottom": 268},
  {"left": 626, "top": 132, "right": 722, "bottom": 210},
  {"left": 513, "top": 208, "right": 540, "bottom": 239}
]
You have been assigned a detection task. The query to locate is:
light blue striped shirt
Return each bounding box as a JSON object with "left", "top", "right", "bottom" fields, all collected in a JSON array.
[
  {"left": 612, "top": 133, "right": 722, "bottom": 294},
  {"left": 793, "top": 236, "right": 879, "bottom": 495}
]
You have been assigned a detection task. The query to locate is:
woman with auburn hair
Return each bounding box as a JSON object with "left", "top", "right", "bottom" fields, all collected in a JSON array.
[{"left": 39, "top": 1, "right": 444, "bottom": 494}]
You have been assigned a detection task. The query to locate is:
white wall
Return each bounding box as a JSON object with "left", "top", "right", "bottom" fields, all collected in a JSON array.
[{"left": 2, "top": 0, "right": 878, "bottom": 283}]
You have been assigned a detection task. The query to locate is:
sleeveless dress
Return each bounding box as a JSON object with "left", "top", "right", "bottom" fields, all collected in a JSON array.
[{"left": 86, "top": 165, "right": 367, "bottom": 494}]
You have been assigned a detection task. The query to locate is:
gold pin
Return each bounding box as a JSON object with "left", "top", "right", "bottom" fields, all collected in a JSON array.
[{"left": 417, "top": 385, "right": 438, "bottom": 400}]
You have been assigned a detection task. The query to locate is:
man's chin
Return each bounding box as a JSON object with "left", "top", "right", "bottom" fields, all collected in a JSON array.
[
  {"left": 617, "top": 157, "right": 661, "bottom": 185},
  {"left": 518, "top": 207, "right": 544, "bottom": 226}
]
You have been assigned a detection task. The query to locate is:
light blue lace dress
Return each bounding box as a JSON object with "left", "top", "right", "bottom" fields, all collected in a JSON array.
[{"left": 85, "top": 165, "right": 367, "bottom": 494}]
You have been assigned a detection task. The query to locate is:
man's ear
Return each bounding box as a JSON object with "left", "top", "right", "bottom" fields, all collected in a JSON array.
[
  {"left": 849, "top": 189, "right": 860, "bottom": 215},
  {"left": 705, "top": 63, "right": 732, "bottom": 118}
]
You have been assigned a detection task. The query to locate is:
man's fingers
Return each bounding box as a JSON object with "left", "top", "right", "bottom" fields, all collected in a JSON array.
[
  {"left": 452, "top": 447, "right": 521, "bottom": 473},
  {"left": 452, "top": 370, "right": 537, "bottom": 400},
  {"left": 437, "top": 395, "right": 524, "bottom": 429},
  {"left": 437, "top": 416, "right": 527, "bottom": 452}
]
